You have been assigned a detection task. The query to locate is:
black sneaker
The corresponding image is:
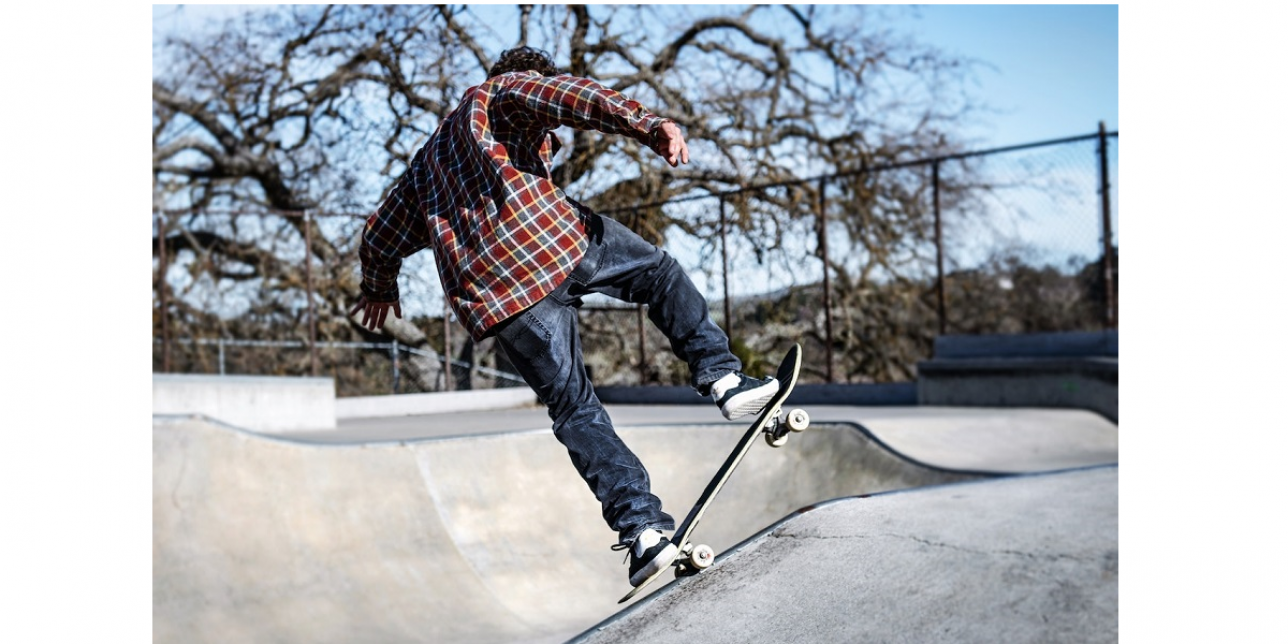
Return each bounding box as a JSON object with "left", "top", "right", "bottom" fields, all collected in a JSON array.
[
  {"left": 710, "top": 372, "right": 779, "bottom": 420},
  {"left": 625, "top": 530, "right": 679, "bottom": 587}
]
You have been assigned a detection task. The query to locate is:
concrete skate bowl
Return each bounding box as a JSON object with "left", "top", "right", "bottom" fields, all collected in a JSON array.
[{"left": 153, "top": 416, "right": 990, "bottom": 643}]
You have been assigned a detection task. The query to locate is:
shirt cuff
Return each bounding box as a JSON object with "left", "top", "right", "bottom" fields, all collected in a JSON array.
[
  {"left": 360, "top": 281, "right": 399, "bottom": 303},
  {"left": 644, "top": 117, "right": 671, "bottom": 148}
]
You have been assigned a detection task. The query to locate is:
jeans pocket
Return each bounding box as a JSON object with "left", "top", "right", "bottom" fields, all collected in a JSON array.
[
  {"left": 506, "top": 310, "right": 551, "bottom": 356},
  {"left": 569, "top": 213, "right": 605, "bottom": 288},
  {"left": 498, "top": 308, "right": 561, "bottom": 398}
]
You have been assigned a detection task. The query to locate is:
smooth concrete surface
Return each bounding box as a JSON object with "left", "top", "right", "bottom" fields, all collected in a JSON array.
[
  {"left": 152, "top": 374, "right": 335, "bottom": 432},
  {"left": 154, "top": 405, "right": 1117, "bottom": 644},
  {"left": 574, "top": 466, "right": 1118, "bottom": 644},
  {"left": 844, "top": 406, "right": 1119, "bottom": 473},
  {"left": 336, "top": 386, "right": 538, "bottom": 420}
]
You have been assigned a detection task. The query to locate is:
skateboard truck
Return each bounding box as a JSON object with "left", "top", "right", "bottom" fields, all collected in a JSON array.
[
  {"left": 674, "top": 542, "right": 716, "bottom": 577},
  {"left": 763, "top": 407, "right": 811, "bottom": 447}
]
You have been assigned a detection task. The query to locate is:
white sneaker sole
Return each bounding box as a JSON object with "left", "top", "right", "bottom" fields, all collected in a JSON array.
[{"left": 721, "top": 383, "right": 780, "bottom": 420}]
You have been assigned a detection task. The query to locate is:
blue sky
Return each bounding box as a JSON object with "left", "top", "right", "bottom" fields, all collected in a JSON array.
[
  {"left": 152, "top": 4, "right": 1117, "bottom": 149},
  {"left": 887, "top": 4, "right": 1117, "bottom": 145}
]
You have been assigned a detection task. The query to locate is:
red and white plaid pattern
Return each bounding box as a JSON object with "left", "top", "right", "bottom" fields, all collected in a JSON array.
[{"left": 359, "top": 71, "right": 669, "bottom": 340}]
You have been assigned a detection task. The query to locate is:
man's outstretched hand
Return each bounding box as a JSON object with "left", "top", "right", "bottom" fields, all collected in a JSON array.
[
  {"left": 349, "top": 296, "right": 402, "bottom": 332},
  {"left": 655, "top": 120, "right": 689, "bottom": 167}
]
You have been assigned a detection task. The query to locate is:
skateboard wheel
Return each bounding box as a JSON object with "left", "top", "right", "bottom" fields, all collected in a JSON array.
[
  {"left": 689, "top": 544, "right": 715, "bottom": 569},
  {"left": 765, "top": 431, "right": 788, "bottom": 448},
  {"left": 786, "top": 408, "right": 810, "bottom": 432}
]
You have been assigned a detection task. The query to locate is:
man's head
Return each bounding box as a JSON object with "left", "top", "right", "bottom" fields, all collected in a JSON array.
[{"left": 488, "top": 46, "right": 562, "bottom": 78}]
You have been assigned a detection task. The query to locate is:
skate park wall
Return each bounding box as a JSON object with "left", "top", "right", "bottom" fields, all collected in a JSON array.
[
  {"left": 917, "top": 331, "right": 1118, "bottom": 422},
  {"left": 152, "top": 415, "right": 986, "bottom": 643},
  {"left": 335, "top": 387, "right": 537, "bottom": 419},
  {"left": 152, "top": 374, "right": 336, "bottom": 433}
]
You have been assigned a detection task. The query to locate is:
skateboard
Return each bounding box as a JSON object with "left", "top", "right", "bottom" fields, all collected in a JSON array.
[{"left": 618, "top": 343, "right": 809, "bottom": 603}]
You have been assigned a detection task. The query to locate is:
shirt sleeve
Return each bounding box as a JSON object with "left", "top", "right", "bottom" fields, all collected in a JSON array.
[
  {"left": 498, "top": 73, "right": 669, "bottom": 148},
  {"left": 358, "top": 165, "right": 431, "bottom": 303}
]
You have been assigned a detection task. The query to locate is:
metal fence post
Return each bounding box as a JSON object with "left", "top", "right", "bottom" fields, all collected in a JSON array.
[
  {"left": 818, "top": 178, "right": 835, "bottom": 383},
  {"left": 719, "top": 196, "right": 732, "bottom": 338},
  {"left": 391, "top": 339, "right": 400, "bottom": 394},
  {"left": 155, "top": 210, "right": 171, "bottom": 372},
  {"left": 303, "top": 210, "right": 319, "bottom": 376},
  {"left": 218, "top": 338, "right": 226, "bottom": 375},
  {"left": 638, "top": 304, "right": 647, "bottom": 384},
  {"left": 1098, "top": 122, "right": 1117, "bottom": 329},
  {"left": 443, "top": 302, "right": 454, "bottom": 392},
  {"left": 933, "top": 161, "right": 947, "bottom": 336}
]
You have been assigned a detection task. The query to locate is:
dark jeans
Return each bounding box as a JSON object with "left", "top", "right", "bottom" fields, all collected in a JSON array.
[{"left": 493, "top": 212, "right": 741, "bottom": 545}]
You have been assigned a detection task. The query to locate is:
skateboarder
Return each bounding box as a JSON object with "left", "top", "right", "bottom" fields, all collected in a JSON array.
[{"left": 350, "top": 46, "right": 779, "bottom": 587}]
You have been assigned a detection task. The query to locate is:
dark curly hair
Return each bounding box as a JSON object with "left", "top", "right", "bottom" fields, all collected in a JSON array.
[{"left": 488, "top": 46, "right": 562, "bottom": 78}]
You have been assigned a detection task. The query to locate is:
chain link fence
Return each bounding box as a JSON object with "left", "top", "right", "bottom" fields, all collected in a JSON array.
[
  {"left": 587, "top": 127, "right": 1118, "bottom": 385},
  {"left": 153, "top": 127, "right": 1117, "bottom": 393}
]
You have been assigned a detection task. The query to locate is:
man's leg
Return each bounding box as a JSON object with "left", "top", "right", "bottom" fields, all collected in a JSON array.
[
  {"left": 493, "top": 284, "right": 673, "bottom": 546},
  {"left": 569, "top": 212, "right": 742, "bottom": 393},
  {"left": 569, "top": 211, "right": 780, "bottom": 419}
]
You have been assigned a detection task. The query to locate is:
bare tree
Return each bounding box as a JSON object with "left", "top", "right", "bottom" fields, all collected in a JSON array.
[{"left": 153, "top": 4, "right": 986, "bottom": 387}]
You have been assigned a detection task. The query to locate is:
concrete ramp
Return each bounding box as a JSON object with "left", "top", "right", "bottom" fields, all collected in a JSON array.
[
  {"left": 575, "top": 466, "right": 1118, "bottom": 644},
  {"left": 153, "top": 416, "right": 984, "bottom": 643}
]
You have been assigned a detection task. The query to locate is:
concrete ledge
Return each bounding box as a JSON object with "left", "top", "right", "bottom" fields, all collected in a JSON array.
[
  {"left": 918, "top": 357, "right": 1118, "bottom": 382},
  {"left": 596, "top": 383, "right": 918, "bottom": 406},
  {"left": 934, "top": 330, "right": 1117, "bottom": 359},
  {"left": 336, "top": 387, "right": 538, "bottom": 420},
  {"left": 153, "top": 374, "right": 336, "bottom": 432},
  {"left": 918, "top": 364, "right": 1118, "bottom": 421},
  {"left": 918, "top": 331, "right": 1119, "bottom": 423}
]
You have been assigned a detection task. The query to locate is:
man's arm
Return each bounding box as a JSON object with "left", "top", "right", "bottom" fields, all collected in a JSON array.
[
  {"left": 500, "top": 73, "right": 688, "bottom": 167},
  {"left": 351, "top": 229, "right": 404, "bottom": 332},
  {"left": 352, "top": 165, "right": 431, "bottom": 332}
]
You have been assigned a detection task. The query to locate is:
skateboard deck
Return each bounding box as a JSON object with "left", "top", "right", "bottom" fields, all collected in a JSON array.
[{"left": 618, "top": 343, "right": 808, "bottom": 603}]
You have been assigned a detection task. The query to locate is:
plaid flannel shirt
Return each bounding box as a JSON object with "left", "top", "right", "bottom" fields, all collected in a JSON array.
[{"left": 359, "top": 71, "right": 669, "bottom": 341}]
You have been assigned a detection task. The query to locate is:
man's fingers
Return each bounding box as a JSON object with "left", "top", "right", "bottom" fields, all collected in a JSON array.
[
  {"left": 663, "top": 123, "right": 688, "bottom": 167},
  {"left": 350, "top": 299, "right": 402, "bottom": 331},
  {"left": 349, "top": 298, "right": 366, "bottom": 319},
  {"left": 658, "top": 121, "right": 687, "bottom": 167}
]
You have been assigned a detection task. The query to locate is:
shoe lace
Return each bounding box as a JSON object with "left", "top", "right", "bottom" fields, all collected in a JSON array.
[{"left": 610, "top": 542, "right": 630, "bottom": 564}]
